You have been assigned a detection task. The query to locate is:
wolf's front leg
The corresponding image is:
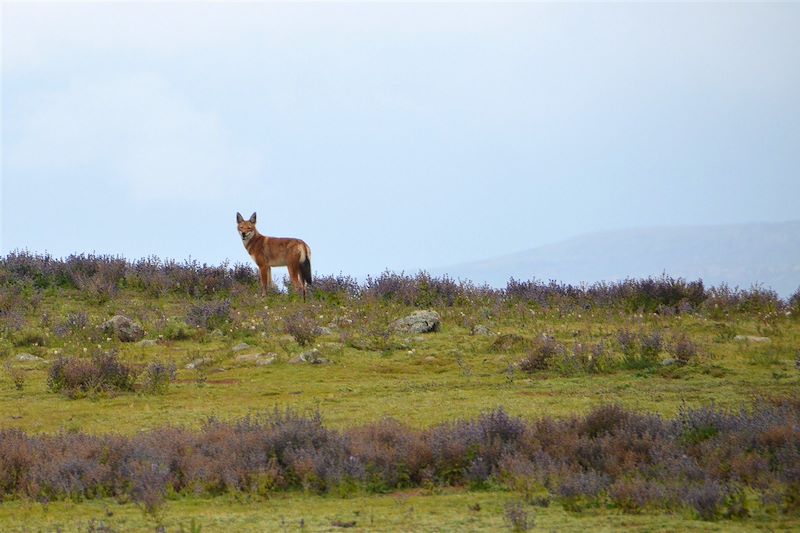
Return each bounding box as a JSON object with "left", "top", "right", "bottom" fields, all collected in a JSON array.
[{"left": 259, "top": 266, "right": 272, "bottom": 296}]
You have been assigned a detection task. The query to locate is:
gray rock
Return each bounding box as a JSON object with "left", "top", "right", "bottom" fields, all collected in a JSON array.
[
  {"left": 255, "top": 354, "right": 277, "bottom": 366},
  {"left": 236, "top": 352, "right": 277, "bottom": 366},
  {"left": 288, "top": 348, "right": 330, "bottom": 365},
  {"left": 16, "top": 353, "right": 43, "bottom": 362},
  {"left": 473, "top": 325, "right": 494, "bottom": 336},
  {"left": 734, "top": 335, "right": 771, "bottom": 343},
  {"left": 316, "top": 326, "right": 334, "bottom": 336},
  {"left": 232, "top": 342, "right": 251, "bottom": 352},
  {"left": 186, "top": 357, "right": 213, "bottom": 370},
  {"left": 661, "top": 358, "right": 678, "bottom": 367},
  {"left": 136, "top": 339, "right": 158, "bottom": 347},
  {"left": 102, "top": 315, "right": 144, "bottom": 342},
  {"left": 390, "top": 310, "right": 441, "bottom": 334},
  {"left": 323, "top": 342, "right": 344, "bottom": 351}
]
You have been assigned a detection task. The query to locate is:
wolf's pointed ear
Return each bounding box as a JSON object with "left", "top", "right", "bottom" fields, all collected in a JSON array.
[
  {"left": 249, "top": 212, "right": 257, "bottom": 224},
  {"left": 236, "top": 212, "right": 244, "bottom": 224}
]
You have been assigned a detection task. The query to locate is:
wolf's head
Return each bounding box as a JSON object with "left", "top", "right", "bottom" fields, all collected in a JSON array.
[{"left": 236, "top": 212, "right": 257, "bottom": 242}]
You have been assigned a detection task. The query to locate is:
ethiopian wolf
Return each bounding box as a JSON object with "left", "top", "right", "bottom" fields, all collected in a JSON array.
[{"left": 236, "top": 212, "right": 312, "bottom": 300}]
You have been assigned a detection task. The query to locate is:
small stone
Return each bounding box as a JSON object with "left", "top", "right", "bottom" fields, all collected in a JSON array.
[
  {"left": 255, "top": 354, "right": 277, "bottom": 366},
  {"left": 424, "top": 356, "right": 437, "bottom": 362},
  {"left": 288, "top": 348, "right": 330, "bottom": 365},
  {"left": 236, "top": 352, "right": 277, "bottom": 366},
  {"left": 734, "top": 335, "right": 771, "bottom": 343},
  {"left": 136, "top": 339, "right": 158, "bottom": 347},
  {"left": 323, "top": 342, "right": 344, "bottom": 350},
  {"left": 232, "top": 342, "right": 251, "bottom": 351},
  {"left": 661, "top": 358, "right": 678, "bottom": 367},
  {"left": 186, "top": 357, "right": 213, "bottom": 370},
  {"left": 473, "top": 325, "right": 494, "bottom": 336},
  {"left": 101, "top": 315, "right": 145, "bottom": 342},
  {"left": 316, "top": 326, "right": 334, "bottom": 336},
  {"left": 16, "top": 353, "right": 43, "bottom": 362}
]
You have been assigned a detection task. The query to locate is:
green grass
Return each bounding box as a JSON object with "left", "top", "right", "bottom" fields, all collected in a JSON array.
[
  {"left": 1, "top": 287, "right": 799, "bottom": 530},
  {"left": 2, "top": 490, "right": 798, "bottom": 532}
]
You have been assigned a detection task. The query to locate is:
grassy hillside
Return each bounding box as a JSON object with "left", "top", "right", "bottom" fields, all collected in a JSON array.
[{"left": 1, "top": 252, "right": 799, "bottom": 532}]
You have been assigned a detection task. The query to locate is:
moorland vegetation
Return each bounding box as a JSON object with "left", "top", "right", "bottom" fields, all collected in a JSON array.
[{"left": 0, "top": 251, "right": 799, "bottom": 531}]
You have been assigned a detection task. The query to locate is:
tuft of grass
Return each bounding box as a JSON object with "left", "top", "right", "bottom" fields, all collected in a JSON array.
[
  {"left": 503, "top": 500, "right": 532, "bottom": 532},
  {"left": 518, "top": 336, "right": 564, "bottom": 373},
  {"left": 284, "top": 311, "right": 320, "bottom": 347},
  {"left": 141, "top": 360, "right": 177, "bottom": 394},
  {"left": 3, "top": 361, "right": 25, "bottom": 391}
]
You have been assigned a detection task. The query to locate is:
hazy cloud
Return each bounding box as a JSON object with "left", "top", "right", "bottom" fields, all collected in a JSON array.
[{"left": 9, "top": 73, "right": 263, "bottom": 203}]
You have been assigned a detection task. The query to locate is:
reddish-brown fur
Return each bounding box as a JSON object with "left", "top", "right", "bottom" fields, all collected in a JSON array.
[{"left": 236, "top": 212, "right": 312, "bottom": 300}]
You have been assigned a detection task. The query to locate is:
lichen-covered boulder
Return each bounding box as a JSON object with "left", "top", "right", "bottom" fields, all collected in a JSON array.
[
  {"left": 102, "top": 315, "right": 144, "bottom": 342},
  {"left": 390, "top": 310, "right": 441, "bottom": 334}
]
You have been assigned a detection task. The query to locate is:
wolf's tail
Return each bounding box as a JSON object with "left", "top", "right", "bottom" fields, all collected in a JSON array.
[{"left": 300, "top": 244, "right": 312, "bottom": 286}]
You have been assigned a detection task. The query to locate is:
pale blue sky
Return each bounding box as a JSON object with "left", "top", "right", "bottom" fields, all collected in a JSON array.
[{"left": 2, "top": 2, "right": 799, "bottom": 278}]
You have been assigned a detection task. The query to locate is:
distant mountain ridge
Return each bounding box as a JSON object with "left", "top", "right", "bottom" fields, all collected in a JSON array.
[{"left": 435, "top": 221, "right": 800, "bottom": 297}]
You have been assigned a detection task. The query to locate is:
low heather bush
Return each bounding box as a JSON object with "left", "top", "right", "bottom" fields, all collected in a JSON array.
[
  {"left": 505, "top": 275, "right": 706, "bottom": 312},
  {"left": 580, "top": 404, "right": 630, "bottom": 438},
  {"left": 141, "top": 360, "right": 177, "bottom": 394},
  {"left": 702, "top": 284, "right": 784, "bottom": 316},
  {"left": 11, "top": 327, "right": 46, "bottom": 347},
  {"left": 185, "top": 299, "right": 231, "bottom": 330},
  {"left": 557, "top": 341, "right": 608, "bottom": 375},
  {"left": 608, "top": 477, "right": 666, "bottom": 513},
  {"left": 346, "top": 418, "right": 420, "bottom": 491},
  {"left": 670, "top": 332, "right": 699, "bottom": 365},
  {"left": 639, "top": 331, "right": 663, "bottom": 360},
  {"left": 617, "top": 329, "right": 663, "bottom": 369},
  {"left": 0, "top": 393, "right": 797, "bottom": 518},
  {"left": 364, "top": 271, "right": 468, "bottom": 307},
  {"left": 161, "top": 319, "right": 192, "bottom": 341},
  {"left": 684, "top": 479, "right": 725, "bottom": 520},
  {"left": 616, "top": 329, "right": 637, "bottom": 358},
  {"left": 588, "top": 342, "right": 607, "bottom": 373},
  {"left": 53, "top": 311, "right": 89, "bottom": 337},
  {"left": 677, "top": 403, "right": 731, "bottom": 446},
  {"left": 284, "top": 311, "right": 320, "bottom": 347},
  {"left": 2, "top": 252, "right": 795, "bottom": 316},
  {"left": 310, "top": 273, "right": 362, "bottom": 300},
  {"left": 519, "top": 336, "right": 565, "bottom": 373},
  {"left": 557, "top": 470, "right": 611, "bottom": 500},
  {"left": 490, "top": 334, "right": 530, "bottom": 354},
  {"left": 790, "top": 287, "right": 800, "bottom": 317},
  {"left": 503, "top": 500, "right": 533, "bottom": 532},
  {"left": 0, "top": 308, "right": 25, "bottom": 333},
  {"left": 71, "top": 260, "right": 124, "bottom": 303},
  {"left": 0, "top": 286, "right": 36, "bottom": 333},
  {"left": 3, "top": 361, "right": 25, "bottom": 391},
  {"left": 47, "top": 351, "right": 135, "bottom": 397}
]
